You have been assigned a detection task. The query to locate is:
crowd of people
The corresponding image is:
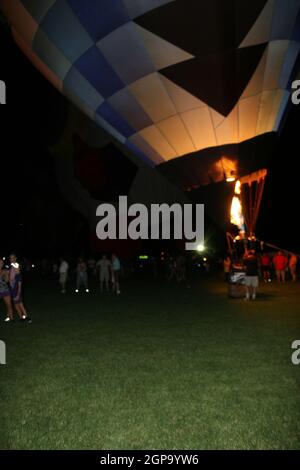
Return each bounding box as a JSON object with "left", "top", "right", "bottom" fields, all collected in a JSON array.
[
  {"left": 1, "top": 248, "right": 298, "bottom": 320},
  {"left": 224, "top": 250, "right": 298, "bottom": 301},
  {"left": 1, "top": 251, "right": 124, "bottom": 322},
  {"left": 56, "top": 252, "right": 193, "bottom": 294},
  {"left": 57, "top": 253, "right": 122, "bottom": 295},
  {"left": 0, "top": 254, "right": 31, "bottom": 323},
  {"left": 224, "top": 251, "right": 298, "bottom": 283}
]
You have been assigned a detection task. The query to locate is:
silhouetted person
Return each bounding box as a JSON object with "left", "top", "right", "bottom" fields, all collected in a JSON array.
[
  {"left": 59, "top": 257, "right": 69, "bottom": 293},
  {"left": 0, "top": 259, "right": 13, "bottom": 322},
  {"left": 260, "top": 253, "right": 271, "bottom": 282},
  {"left": 289, "top": 253, "right": 298, "bottom": 282},
  {"left": 111, "top": 254, "right": 121, "bottom": 294},
  {"left": 97, "top": 254, "right": 112, "bottom": 292},
  {"left": 223, "top": 255, "right": 231, "bottom": 282},
  {"left": 76, "top": 258, "right": 89, "bottom": 293}
]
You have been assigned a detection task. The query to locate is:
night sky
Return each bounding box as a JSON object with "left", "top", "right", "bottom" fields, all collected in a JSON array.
[{"left": 0, "top": 22, "right": 299, "bottom": 257}]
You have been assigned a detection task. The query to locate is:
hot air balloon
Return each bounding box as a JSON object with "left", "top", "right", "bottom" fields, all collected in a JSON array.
[{"left": 1, "top": 0, "right": 299, "bottom": 242}]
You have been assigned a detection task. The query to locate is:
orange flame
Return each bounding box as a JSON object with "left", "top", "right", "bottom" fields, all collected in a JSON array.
[
  {"left": 234, "top": 180, "right": 241, "bottom": 195},
  {"left": 230, "top": 180, "right": 244, "bottom": 231}
]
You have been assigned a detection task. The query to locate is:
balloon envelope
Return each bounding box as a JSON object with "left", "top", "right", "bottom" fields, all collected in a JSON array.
[{"left": 1, "top": 0, "right": 300, "bottom": 187}]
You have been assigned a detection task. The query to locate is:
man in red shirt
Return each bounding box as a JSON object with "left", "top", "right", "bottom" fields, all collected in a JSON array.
[
  {"left": 260, "top": 253, "right": 271, "bottom": 282},
  {"left": 273, "top": 251, "right": 288, "bottom": 283}
]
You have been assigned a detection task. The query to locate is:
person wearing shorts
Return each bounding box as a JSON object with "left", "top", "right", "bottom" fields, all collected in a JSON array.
[
  {"left": 0, "top": 259, "right": 13, "bottom": 322},
  {"left": 9, "top": 254, "right": 31, "bottom": 323},
  {"left": 97, "top": 255, "right": 112, "bottom": 293},
  {"left": 243, "top": 250, "right": 259, "bottom": 300},
  {"left": 273, "top": 251, "right": 288, "bottom": 283}
]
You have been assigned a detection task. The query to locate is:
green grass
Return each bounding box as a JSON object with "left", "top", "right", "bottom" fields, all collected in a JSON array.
[{"left": 1, "top": 274, "right": 300, "bottom": 450}]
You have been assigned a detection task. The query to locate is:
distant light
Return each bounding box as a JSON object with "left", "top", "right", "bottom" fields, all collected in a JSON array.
[
  {"left": 86, "top": 289, "right": 89, "bottom": 293},
  {"left": 75, "top": 289, "right": 79, "bottom": 293},
  {"left": 32, "top": 264, "right": 35, "bottom": 268},
  {"left": 3, "top": 257, "right": 5, "bottom": 260},
  {"left": 203, "top": 257, "right": 207, "bottom": 261},
  {"left": 197, "top": 244, "right": 205, "bottom": 252},
  {"left": 12, "top": 262, "right": 19, "bottom": 269},
  {"left": 139, "top": 255, "right": 149, "bottom": 260}
]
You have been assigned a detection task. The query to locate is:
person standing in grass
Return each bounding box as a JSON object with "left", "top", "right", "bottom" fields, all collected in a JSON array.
[
  {"left": 289, "top": 253, "right": 298, "bottom": 282},
  {"left": 96, "top": 254, "right": 112, "bottom": 293},
  {"left": 111, "top": 254, "right": 121, "bottom": 294},
  {"left": 273, "top": 251, "right": 288, "bottom": 283},
  {"left": 0, "top": 259, "right": 14, "bottom": 322},
  {"left": 223, "top": 255, "right": 231, "bottom": 282},
  {"left": 260, "top": 252, "right": 271, "bottom": 282},
  {"left": 243, "top": 250, "right": 259, "bottom": 301},
  {"left": 59, "top": 257, "right": 69, "bottom": 293},
  {"left": 9, "top": 254, "right": 31, "bottom": 323},
  {"left": 76, "top": 258, "right": 89, "bottom": 293}
]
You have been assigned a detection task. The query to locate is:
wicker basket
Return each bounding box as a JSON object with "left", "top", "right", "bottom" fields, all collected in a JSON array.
[{"left": 228, "top": 283, "right": 246, "bottom": 299}]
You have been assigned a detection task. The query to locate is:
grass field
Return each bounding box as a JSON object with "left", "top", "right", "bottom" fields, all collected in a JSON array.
[{"left": 0, "top": 274, "right": 300, "bottom": 450}]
